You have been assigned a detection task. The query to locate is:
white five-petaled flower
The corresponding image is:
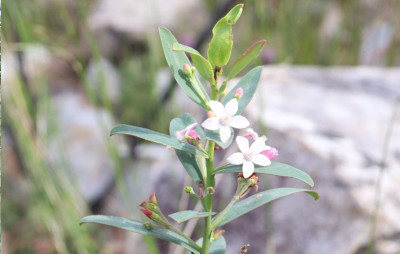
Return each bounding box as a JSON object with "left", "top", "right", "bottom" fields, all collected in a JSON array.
[
  {"left": 227, "top": 136, "right": 272, "bottom": 178},
  {"left": 201, "top": 99, "right": 249, "bottom": 142}
]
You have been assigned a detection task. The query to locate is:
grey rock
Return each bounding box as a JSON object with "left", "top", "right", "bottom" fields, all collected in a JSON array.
[
  {"left": 87, "top": 0, "right": 208, "bottom": 41},
  {"left": 48, "top": 91, "right": 128, "bottom": 203},
  {"left": 243, "top": 65, "right": 400, "bottom": 254}
]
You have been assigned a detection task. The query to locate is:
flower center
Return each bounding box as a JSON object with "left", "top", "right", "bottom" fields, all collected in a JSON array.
[
  {"left": 219, "top": 115, "right": 230, "bottom": 126},
  {"left": 243, "top": 152, "right": 253, "bottom": 162}
]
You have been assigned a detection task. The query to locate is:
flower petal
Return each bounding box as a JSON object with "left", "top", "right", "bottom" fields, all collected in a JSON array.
[
  {"left": 220, "top": 126, "right": 231, "bottom": 143},
  {"left": 236, "top": 136, "right": 249, "bottom": 153},
  {"left": 224, "top": 99, "right": 238, "bottom": 117},
  {"left": 242, "top": 161, "right": 255, "bottom": 178},
  {"left": 185, "top": 123, "right": 198, "bottom": 135},
  {"left": 250, "top": 139, "right": 268, "bottom": 154},
  {"left": 244, "top": 128, "right": 259, "bottom": 140},
  {"left": 226, "top": 152, "right": 244, "bottom": 165},
  {"left": 209, "top": 100, "right": 224, "bottom": 117},
  {"left": 252, "top": 154, "right": 271, "bottom": 166},
  {"left": 229, "top": 115, "right": 250, "bottom": 129},
  {"left": 201, "top": 117, "right": 220, "bottom": 130}
]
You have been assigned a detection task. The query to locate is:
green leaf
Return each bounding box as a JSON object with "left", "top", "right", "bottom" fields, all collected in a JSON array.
[
  {"left": 205, "top": 129, "right": 234, "bottom": 149},
  {"left": 169, "top": 114, "right": 206, "bottom": 183},
  {"left": 223, "top": 66, "right": 262, "bottom": 114},
  {"left": 111, "top": 124, "right": 208, "bottom": 158},
  {"left": 80, "top": 215, "right": 200, "bottom": 253},
  {"left": 212, "top": 188, "right": 319, "bottom": 229},
  {"left": 194, "top": 236, "right": 226, "bottom": 254},
  {"left": 207, "top": 4, "right": 243, "bottom": 67},
  {"left": 213, "top": 161, "right": 314, "bottom": 187},
  {"left": 169, "top": 210, "right": 216, "bottom": 224},
  {"left": 173, "top": 43, "right": 214, "bottom": 84},
  {"left": 159, "top": 27, "right": 210, "bottom": 110},
  {"left": 226, "top": 40, "right": 266, "bottom": 80}
]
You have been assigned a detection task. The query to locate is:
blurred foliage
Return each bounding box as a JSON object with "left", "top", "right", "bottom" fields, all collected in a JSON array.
[{"left": 2, "top": 0, "right": 400, "bottom": 253}]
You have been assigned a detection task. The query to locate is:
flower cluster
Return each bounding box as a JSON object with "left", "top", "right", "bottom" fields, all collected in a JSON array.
[{"left": 176, "top": 95, "right": 278, "bottom": 178}]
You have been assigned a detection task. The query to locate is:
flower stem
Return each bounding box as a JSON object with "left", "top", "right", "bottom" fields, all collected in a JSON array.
[{"left": 201, "top": 140, "right": 215, "bottom": 254}]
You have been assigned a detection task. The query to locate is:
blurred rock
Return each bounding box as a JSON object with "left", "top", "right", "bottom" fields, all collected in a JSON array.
[
  {"left": 2, "top": 44, "right": 51, "bottom": 86},
  {"left": 87, "top": 0, "right": 208, "bottom": 41},
  {"left": 48, "top": 91, "right": 128, "bottom": 203},
  {"left": 359, "top": 21, "right": 394, "bottom": 65},
  {"left": 85, "top": 57, "right": 122, "bottom": 104},
  {"left": 244, "top": 65, "right": 400, "bottom": 254}
]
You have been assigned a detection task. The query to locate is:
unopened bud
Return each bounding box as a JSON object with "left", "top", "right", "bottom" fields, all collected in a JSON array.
[
  {"left": 143, "top": 222, "right": 153, "bottom": 230},
  {"left": 207, "top": 111, "right": 216, "bottom": 118},
  {"left": 234, "top": 88, "right": 244, "bottom": 99},
  {"left": 184, "top": 186, "right": 195, "bottom": 194},
  {"left": 149, "top": 192, "right": 158, "bottom": 205},
  {"left": 207, "top": 187, "right": 215, "bottom": 195},
  {"left": 140, "top": 208, "right": 153, "bottom": 218},
  {"left": 140, "top": 201, "right": 157, "bottom": 211},
  {"left": 212, "top": 229, "right": 225, "bottom": 240},
  {"left": 183, "top": 64, "right": 191, "bottom": 75},
  {"left": 262, "top": 147, "right": 279, "bottom": 160}
]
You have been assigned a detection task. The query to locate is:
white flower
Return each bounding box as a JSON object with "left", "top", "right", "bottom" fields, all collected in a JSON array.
[
  {"left": 201, "top": 99, "right": 249, "bottom": 142},
  {"left": 227, "top": 136, "right": 271, "bottom": 178}
]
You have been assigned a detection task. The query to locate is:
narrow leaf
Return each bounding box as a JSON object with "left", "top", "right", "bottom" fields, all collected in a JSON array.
[
  {"left": 213, "top": 161, "right": 314, "bottom": 187},
  {"left": 111, "top": 124, "right": 208, "bottom": 158},
  {"left": 80, "top": 215, "right": 200, "bottom": 253},
  {"left": 207, "top": 4, "right": 243, "bottom": 67},
  {"left": 205, "top": 129, "right": 234, "bottom": 149},
  {"left": 173, "top": 43, "right": 214, "bottom": 83},
  {"left": 226, "top": 40, "right": 266, "bottom": 80},
  {"left": 212, "top": 188, "right": 319, "bottom": 229},
  {"left": 195, "top": 236, "right": 226, "bottom": 254},
  {"left": 170, "top": 114, "right": 206, "bottom": 183},
  {"left": 169, "top": 210, "right": 216, "bottom": 224},
  {"left": 159, "top": 27, "right": 210, "bottom": 109},
  {"left": 223, "top": 66, "right": 262, "bottom": 114}
]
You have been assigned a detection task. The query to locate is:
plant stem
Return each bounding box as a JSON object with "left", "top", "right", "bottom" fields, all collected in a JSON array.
[
  {"left": 168, "top": 226, "right": 201, "bottom": 251},
  {"left": 201, "top": 140, "right": 215, "bottom": 254},
  {"left": 211, "top": 196, "right": 239, "bottom": 229}
]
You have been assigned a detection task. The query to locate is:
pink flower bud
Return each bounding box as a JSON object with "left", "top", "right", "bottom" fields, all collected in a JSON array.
[
  {"left": 207, "top": 111, "right": 216, "bottom": 118},
  {"left": 149, "top": 192, "right": 158, "bottom": 205},
  {"left": 188, "top": 130, "right": 200, "bottom": 140},
  {"left": 234, "top": 88, "right": 244, "bottom": 99},
  {"left": 140, "top": 208, "right": 153, "bottom": 218},
  {"left": 262, "top": 147, "right": 279, "bottom": 160},
  {"left": 183, "top": 64, "right": 191, "bottom": 75}
]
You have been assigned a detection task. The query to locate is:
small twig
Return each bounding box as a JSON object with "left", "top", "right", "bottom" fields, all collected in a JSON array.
[{"left": 367, "top": 97, "right": 399, "bottom": 253}]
